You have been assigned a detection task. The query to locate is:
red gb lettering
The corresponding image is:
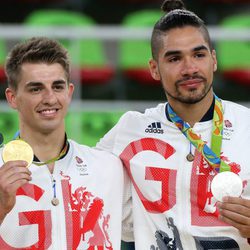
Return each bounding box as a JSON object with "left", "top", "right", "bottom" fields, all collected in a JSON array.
[
  {"left": 0, "top": 183, "right": 52, "bottom": 250},
  {"left": 120, "top": 138, "right": 177, "bottom": 213},
  {"left": 191, "top": 151, "right": 241, "bottom": 226}
]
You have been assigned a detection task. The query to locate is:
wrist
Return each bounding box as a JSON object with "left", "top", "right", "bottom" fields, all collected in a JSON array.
[{"left": 0, "top": 211, "right": 7, "bottom": 225}]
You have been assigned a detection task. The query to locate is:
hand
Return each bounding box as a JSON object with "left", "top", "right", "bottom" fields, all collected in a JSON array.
[
  {"left": 0, "top": 161, "right": 31, "bottom": 223},
  {"left": 217, "top": 196, "right": 250, "bottom": 238}
]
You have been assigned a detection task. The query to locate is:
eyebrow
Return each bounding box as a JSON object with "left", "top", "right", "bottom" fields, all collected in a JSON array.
[
  {"left": 25, "top": 81, "right": 43, "bottom": 88},
  {"left": 25, "top": 79, "right": 67, "bottom": 87},
  {"left": 52, "top": 80, "right": 67, "bottom": 85},
  {"left": 164, "top": 45, "right": 209, "bottom": 58},
  {"left": 193, "top": 45, "right": 209, "bottom": 52}
]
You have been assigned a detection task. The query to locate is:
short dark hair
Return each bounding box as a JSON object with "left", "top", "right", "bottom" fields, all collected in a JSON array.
[
  {"left": 151, "top": 0, "right": 212, "bottom": 60},
  {"left": 5, "top": 37, "right": 70, "bottom": 90}
]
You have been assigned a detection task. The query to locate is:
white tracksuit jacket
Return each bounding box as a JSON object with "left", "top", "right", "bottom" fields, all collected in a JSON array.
[
  {"left": 97, "top": 100, "right": 250, "bottom": 250},
  {"left": 0, "top": 140, "right": 127, "bottom": 250}
]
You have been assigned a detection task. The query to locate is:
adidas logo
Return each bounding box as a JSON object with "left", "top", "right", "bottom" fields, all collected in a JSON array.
[{"left": 145, "top": 122, "right": 164, "bottom": 134}]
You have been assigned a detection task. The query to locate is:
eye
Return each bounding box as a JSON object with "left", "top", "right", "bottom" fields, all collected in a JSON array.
[
  {"left": 195, "top": 52, "right": 206, "bottom": 58},
  {"left": 53, "top": 84, "right": 65, "bottom": 91},
  {"left": 29, "top": 87, "right": 42, "bottom": 93},
  {"left": 168, "top": 56, "right": 180, "bottom": 63}
]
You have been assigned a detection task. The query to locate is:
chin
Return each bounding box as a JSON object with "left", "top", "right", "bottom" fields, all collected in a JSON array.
[
  {"left": 38, "top": 123, "right": 61, "bottom": 134},
  {"left": 178, "top": 85, "right": 212, "bottom": 104},
  {"left": 180, "top": 95, "right": 206, "bottom": 104}
]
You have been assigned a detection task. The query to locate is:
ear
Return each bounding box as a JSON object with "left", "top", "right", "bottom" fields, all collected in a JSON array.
[
  {"left": 149, "top": 59, "right": 160, "bottom": 81},
  {"left": 67, "top": 82, "right": 74, "bottom": 101},
  {"left": 211, "top": 49, "right": 217, "bottom": 72},
  {"left": 5, "top": 88, "right": 18, "bottom": 109}
]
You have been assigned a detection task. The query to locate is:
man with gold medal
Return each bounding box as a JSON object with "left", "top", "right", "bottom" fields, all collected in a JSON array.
[{"left": 0, "top": 37, "right": 130, "bottom": 249}]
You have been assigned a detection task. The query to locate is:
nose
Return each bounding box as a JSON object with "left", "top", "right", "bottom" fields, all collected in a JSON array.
[
  {"left": 180, "top": 57, "right": 198, "bottom": 76},
  {"left": 42, "top": 88, "right": 57, "bottom": 105}
]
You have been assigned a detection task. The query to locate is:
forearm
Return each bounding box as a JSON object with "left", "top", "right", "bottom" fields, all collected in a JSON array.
[
  {"left": 0, "top": 217, "right": 4, "bottom": 226},
  {"left": 0, "top": 210, "right": 7, "bottom": 225},
  {"left": 0, "top": 204, "right": 10, "bottom": 225}
]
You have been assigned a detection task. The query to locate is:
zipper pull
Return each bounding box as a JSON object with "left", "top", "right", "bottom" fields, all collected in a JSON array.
[{"left": 51, "top": 177, "right": 59, "bottom": 206}]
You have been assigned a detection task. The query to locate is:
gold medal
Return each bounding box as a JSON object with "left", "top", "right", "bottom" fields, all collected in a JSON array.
[
  {"left": 186, "top": 153, "right": 194, "bottom": 162},
  {"left": 2, "top": 139, "right": 34, "bottom": 167},
  {"left": 51, "top": 198, "right": 59, "bottom": 206}
]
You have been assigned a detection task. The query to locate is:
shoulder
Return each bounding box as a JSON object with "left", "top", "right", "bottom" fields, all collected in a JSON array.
[
  {"left": 223, "top": 100, "right": 250, "bottom": 116},
  {"left": 222, "top": 100, "right": 250, "bottom": 130},
  {"left": 117, "top": 103, "right": 166, "bottom": 124},
  {"left": 68, "top": 140, "right": 122, "bottom": 164}
]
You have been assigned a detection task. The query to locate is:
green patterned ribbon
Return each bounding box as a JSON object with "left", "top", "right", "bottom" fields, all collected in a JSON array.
[
  {"left": 14, "top": 132, "right": 69, "bottom": 166},
  {"left": 33, "top": 141, "right": 69, "bottom": 166},
  {"left": 168, "top": 95, "right": 230, "bottom": 172}
]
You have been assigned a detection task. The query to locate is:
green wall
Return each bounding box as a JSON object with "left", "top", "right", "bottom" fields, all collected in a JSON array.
[{"left": 0, "top": 111, "right": 123, "bottom": 145}]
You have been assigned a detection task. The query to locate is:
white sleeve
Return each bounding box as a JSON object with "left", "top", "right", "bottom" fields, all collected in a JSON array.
[
  {"left": 96, "top": 112, "right": 129, "bottom": 153},
  {"left": 122, "top": 168, "right": 134, "bottom": 242},
  {"left": 95, "top": 121, "right": 119, "bottom": 153},
  {"left": 96, "top": 112, "right": 135, "bottom": 241},
  {"left": 96, "top": 111, "right": 140, "bottom": 154}
]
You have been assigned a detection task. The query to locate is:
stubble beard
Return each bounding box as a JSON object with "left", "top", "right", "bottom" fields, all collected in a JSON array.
[{"left": 164, "top": 81, "right": 213, "bottom": 105}]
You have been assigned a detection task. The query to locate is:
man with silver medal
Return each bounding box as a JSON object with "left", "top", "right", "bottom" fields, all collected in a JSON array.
[{"left": 96, "top": 0, "right": 250, "bottom": 249}]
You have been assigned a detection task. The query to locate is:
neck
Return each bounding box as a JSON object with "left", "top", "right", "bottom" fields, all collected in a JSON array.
[
  {"left": 168, "top": 92, "right": 214, "bottom": 127},
  {"left": 19, "top": 127, "right": 66, "bottom": 164}
]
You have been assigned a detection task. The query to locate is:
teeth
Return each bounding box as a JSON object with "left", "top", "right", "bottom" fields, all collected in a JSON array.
[{"left": 40, "top": 109, "right": 56, "bottom": 114}]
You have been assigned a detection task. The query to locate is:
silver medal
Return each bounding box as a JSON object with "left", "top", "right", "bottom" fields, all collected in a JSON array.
[{"left": 211, "top": 171, "right": 243, "bottom": 202}]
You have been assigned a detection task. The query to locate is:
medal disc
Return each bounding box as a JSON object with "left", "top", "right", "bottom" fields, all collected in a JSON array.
[
  {"left": 186, "top": 153, "right": 194, "bottom": 162},
  {"left": 2, "top": 139, "right": 33, "bottom": 167},
  {"left": 211, "top": 171, "right": 243, "bottom": 202},
  {"left": 51, "top": 198, "right": 59, "bottom": 206}
]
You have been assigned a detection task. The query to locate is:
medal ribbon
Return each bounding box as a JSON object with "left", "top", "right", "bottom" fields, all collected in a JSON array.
[
  {"left": 0, "top": 132, "right": 3, "bottom": 147},
  {"left": 14, "top": 132, "right": 69, "bottom": 166},
  {"left": 33, "top": 141, "right": 69, "bottom": 166},
  {"left": 167, "top": 95, "right": 230, "bottom": 173}
]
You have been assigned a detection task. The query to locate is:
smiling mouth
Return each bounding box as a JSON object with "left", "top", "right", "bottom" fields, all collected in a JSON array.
[
  {"left": 178, "top": 78, "right": 204, "bottom": 89},
  {"left": 39, "top": 109, "right": 58, "bottom": 115}
]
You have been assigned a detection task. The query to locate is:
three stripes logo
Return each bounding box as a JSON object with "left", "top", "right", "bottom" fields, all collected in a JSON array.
[{"left": 145, "top": 122, "right": 164, "bottom": 134}]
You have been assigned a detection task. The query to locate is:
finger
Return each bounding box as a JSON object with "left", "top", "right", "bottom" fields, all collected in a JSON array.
[
  {"left": 0, "top": 173, "right": 32, "bottom": 207},
  {"left": 218, "top": 198, "right": 250, "bottom": 238},
  {"left": 0, "top": 162, "right": 30, "bottom": 180},
  {"left": 219, "top": 205, "right": 250, "bottom": 225},
  {"left": 0, "top": 161, "right": 31, "bottom": 178},
  {"left": 219, "top": 215, "right": 250, "bottom": 238},
  {"left": 1, "top": 160, "right": 29, "bottom": 169},
  {"left": 219, "top": 203, "right": 250, "bottom": 218},
  {"left": 6, "top": 178, "right": 31, "bottom": 194},
  {"left": 222, "top": 196, "right": 250, "bottom": 207},
  {"left": 0, "top": 164, "right": 32, "bottom": 191},
  {"left": 0, "top": 170, "right": 31, "bottom": 189},
  {"left": 7, "top": 171, "right": 32, "bottom": 185},
  {"left": 218, "top": 197, "right": 250, "bottom": 217}
]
